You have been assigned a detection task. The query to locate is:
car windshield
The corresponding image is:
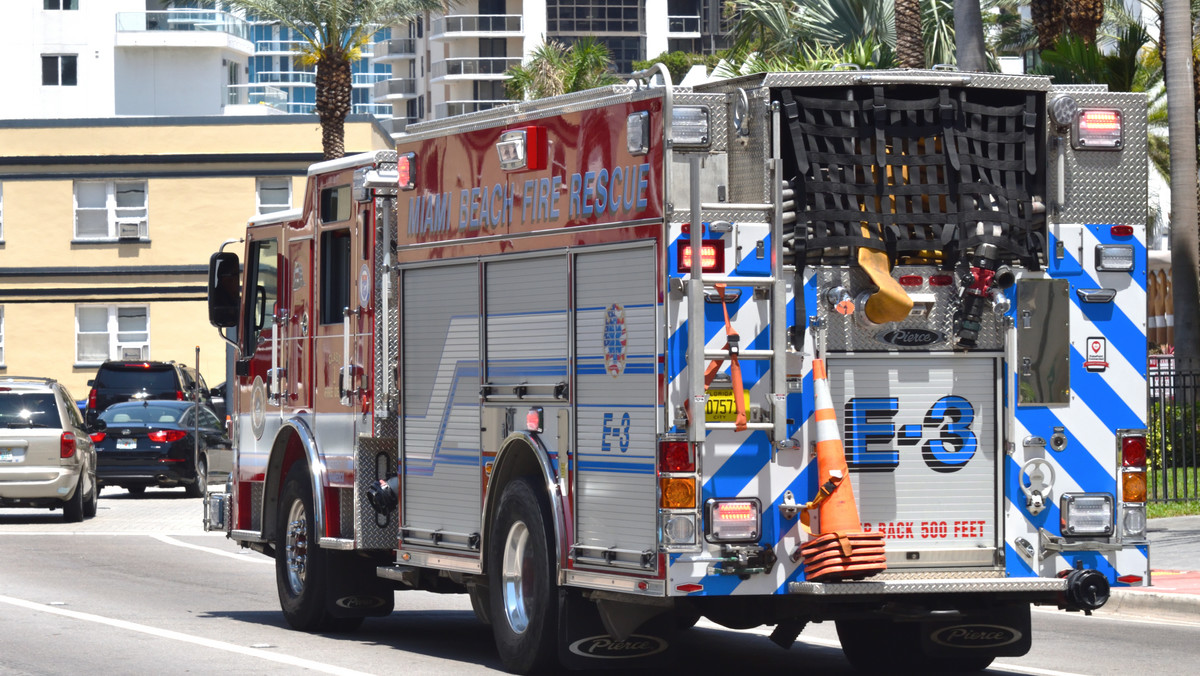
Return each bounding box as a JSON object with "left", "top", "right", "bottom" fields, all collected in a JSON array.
[
  {"left": 94, "top": 367, "right": 176, "bottom": 390},
  {"left": 100, "top": 404, "right": 182, "bottom": 426},
  {"left": 0, "top": 393, "right": 59, "bottom": 428}
]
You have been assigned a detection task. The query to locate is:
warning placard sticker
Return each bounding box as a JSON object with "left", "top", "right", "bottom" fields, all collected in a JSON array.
[{"left": 1084, "top": 337, "right": 1108, "bottom": 372}]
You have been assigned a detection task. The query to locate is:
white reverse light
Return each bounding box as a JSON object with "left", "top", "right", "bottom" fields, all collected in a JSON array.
[{"left": 1061, "top": 493, "right": 1113, "bottom": 536}]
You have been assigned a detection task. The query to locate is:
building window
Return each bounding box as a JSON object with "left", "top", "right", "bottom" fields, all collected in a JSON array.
[
  {"left": 44, "top": 0, "right": 79, "bottom": 9},
  {"left": 42, "top": 55, "right": 77, "bottom": 86},
  {"left": 76, "top": 305, "right": 149, "bottom": 365},
  {"left": 257, "top": 177, "right": 292, "bottom": 214},
  {"left": 74, "top": 180, "right": 148, "bottom": 240}
]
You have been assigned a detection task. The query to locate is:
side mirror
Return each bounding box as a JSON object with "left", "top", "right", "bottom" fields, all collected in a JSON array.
[
  {"left": 87, "top": 379, "right": 95, "bottom": 386},
  {"left": 208, "top": 251, "right": 241, "bottom": 328},
  {"left": 89, "top": 419, "right": 107, "bottom": 433}
]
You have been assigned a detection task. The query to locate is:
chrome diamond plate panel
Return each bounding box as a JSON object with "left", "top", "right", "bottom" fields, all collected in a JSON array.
[
  {"left": 696, "top": 70, "right": 1053, "bottom": 94},
  {"left": 674, "top": 92, "right": 728, "bottom": 153},
  {"left": 788, "top": 577, "right": 1067, "bottom": 595},
  {"left": 1052, "top": 90, "right": 1148, "bottom": 227},
  {"left": 250, "top": 481, "right": 263, "bottom": 532},
  {"left": 355, "top": 435, "right": 399, "bottom": 550},
  {"left": 815, "top": 266, "right": 1007, "bottom": 352}
]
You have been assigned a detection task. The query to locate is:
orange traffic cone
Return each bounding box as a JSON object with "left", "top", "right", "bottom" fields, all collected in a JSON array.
[{"left": 797, "top": 358, "right": 887, "bottom": 582}]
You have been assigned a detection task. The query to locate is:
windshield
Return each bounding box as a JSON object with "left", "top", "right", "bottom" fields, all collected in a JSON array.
[
  {"left": 94, "top": 366, "right": 176, "bottom": 390},
  {"left": 0, "top": 393, "right": 59, "bottom": 428},
  {"left": 100, "top": 404, "right": 182, "bottom": 426}
]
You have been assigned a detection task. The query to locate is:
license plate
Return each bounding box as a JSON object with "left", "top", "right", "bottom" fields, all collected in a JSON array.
[
  {"left": 116, "top": 438, "right": 137, "bottom": 450},
  {"left": 705, "top": 389, "right": 749, "bottom": 422},
  {"left": 0, "top": 448, "right": 21, "bottom": 463}
]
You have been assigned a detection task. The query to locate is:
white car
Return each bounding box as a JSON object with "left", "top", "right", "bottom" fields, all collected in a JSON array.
[{"left": 0, "top": 377, "right": 98, "bottom": 522}]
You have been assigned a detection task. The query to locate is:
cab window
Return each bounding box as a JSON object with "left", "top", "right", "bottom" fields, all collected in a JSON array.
[{"left": 244, "top": 238, "right": 279, "bottom": 349}]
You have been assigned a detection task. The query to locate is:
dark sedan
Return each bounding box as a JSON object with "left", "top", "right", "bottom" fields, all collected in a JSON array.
[{"left": 91, "top": 401, "right": 231, "bottom": 497}]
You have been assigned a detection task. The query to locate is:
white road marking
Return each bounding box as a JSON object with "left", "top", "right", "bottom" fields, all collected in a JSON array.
[
  {"left": 0, "top": 593, "right": 375, "bottom": 676},
  {"left": 151, "top": 534, "right": 273, "bottom": 564}
]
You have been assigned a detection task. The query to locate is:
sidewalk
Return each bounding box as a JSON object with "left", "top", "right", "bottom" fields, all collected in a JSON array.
[{"left": 1105, "top": 515, "right": 1200, "bottom": 621}]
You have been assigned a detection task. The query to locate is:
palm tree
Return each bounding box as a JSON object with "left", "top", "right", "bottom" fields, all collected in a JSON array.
[
  {"left": 220, "top": 0, "right": 442, "bottom": 160},
  {"left": 1030, "top": 0, "right": 1065, "bottom": 51},
  {"left": 1065, "top": 0, "right": 1105, "bottom": 44},
  {"left": 505, "top": 38, "right": 621, "bottom": 101},
  {"left": 895, "top": 0, "right": 926, "bottom": 68},
  {"left": 1163, "top": 0, "right": 1200, "bottom": 370},
  {"left": 724, "top": 0, "right": 808, "bottom": 62}
]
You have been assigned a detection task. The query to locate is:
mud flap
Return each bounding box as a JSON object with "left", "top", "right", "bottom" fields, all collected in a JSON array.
[
  {"left": 557, "top": 590, "right": 675, "bottom": 669},
  {"left": 919, "top": 603, "right": 1032, "bottom": 658},
  {"left": 326, "top": 553, "right": 395, "bottom": 618}
]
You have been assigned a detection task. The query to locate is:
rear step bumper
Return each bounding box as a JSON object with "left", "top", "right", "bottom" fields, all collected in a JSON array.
[{"left": 789, "top": 577, "right": 1066, "bottom": 596}]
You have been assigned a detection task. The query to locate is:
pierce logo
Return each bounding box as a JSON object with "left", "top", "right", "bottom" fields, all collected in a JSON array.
[
  {"left": 880, "top": 328, "right": 943, "bottom": 347},
  {"left": 931, "top": 624, "right": 1022, "bottom": 648},
  {"left": 567, "top": 634, "right": 668, "bottom": 659},
  {"left": 335, "top": 595, "right": 387, "bottom": 610}
]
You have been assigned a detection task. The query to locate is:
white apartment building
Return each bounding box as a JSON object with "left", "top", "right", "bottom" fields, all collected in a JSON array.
[{"left": 374, "top": 0, "right": 729, "bottom": 131}]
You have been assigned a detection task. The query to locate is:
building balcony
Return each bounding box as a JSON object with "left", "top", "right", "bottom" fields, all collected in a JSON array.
[
  {"left": 668, "top": 15, "right": 701, "bottom": 38},
  {"left": 353, "top": 72, "right": 390, "bottom": 86},
  {"left": 254, "top": 39, "right": 307, "bottom": 55},
  {"left": 435, "top": 99, "right": 512, "bottom": 118},
  {"left": 115, "top": 10, "right": 253, "bottom": 55},
  {"left": 373, "top": 77, "right": 421, "bottom": 102},
  {"left": 374, "top": 38, "right": 418, "bottom": 63},
  {"left": 223, "top": 84, "right": 288, "bottom": 114},
  {"left": 431, "top": 57, "right": 521, "bottom": 82},
  {"left": 430, "top": 15, "right": 523, "bottom": 41},
  {"left": 254, "top": 70, "right": 315, "bottom": 84}
]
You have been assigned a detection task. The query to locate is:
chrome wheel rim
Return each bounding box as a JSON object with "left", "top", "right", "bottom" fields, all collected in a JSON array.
[
  {"left": 500, "top": 520, "right": 531, "bottom": 634},
  {"left": 284, "top": 498, "right": 308, "bottom": 595}
]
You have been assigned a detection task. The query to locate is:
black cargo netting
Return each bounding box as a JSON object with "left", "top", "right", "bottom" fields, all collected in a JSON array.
[{"left": 780, "top": 85, "right": 1044, "bottom": 270}]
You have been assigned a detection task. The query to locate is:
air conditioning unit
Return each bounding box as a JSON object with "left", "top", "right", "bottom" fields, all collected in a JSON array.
[
  {"left": 120, "top": 345, "right": 147, "bottom": 360},
  {"left": 117, "top": 220, "right": 144, "bottom": 240}
]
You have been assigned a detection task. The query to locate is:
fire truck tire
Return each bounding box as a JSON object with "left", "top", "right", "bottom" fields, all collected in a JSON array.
[
  {"left": 469, "top": 585, "right": 492, "bottom": 626},
  {"left": 185, "top": 457, "right": 207, "bottom": 498},
  {"left": 488, "top": 477, "right": 558, "bottom": 674},
  {"left": 836, "top": 619, "right": 995, "bottom": 673},
  {"left": 276, "top": 469, "right": 360, "bottom": 633}
]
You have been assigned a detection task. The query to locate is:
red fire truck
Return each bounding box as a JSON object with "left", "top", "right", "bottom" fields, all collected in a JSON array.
[{"left": 206, "top": 67, "right": 1150, "bottom": 673}]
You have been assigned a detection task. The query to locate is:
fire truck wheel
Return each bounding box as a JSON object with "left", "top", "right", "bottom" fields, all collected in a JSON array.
[
  {"left": 836, "top": 619, "right": 995, "bottom": 673},
  {"left": 276, "top": 469, "right": 354, "bottom": 632},
  {"left": 488, "top": 477, "right": 558, "bottom": 674}
]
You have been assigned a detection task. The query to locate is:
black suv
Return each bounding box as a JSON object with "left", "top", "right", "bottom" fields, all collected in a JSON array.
[{"left": 85, "top": 361, "right": 212, "bottom": 424}]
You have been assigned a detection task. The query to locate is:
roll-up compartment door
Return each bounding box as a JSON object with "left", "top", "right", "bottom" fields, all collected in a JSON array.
[
  {"left": 401, "top": 264, "right": 482, "bottom": 543},
  {"left": 573, "top": 246, "right": 658, "bottom": 570}
]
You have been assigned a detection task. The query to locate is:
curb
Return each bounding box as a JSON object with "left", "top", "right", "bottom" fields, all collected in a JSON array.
[{"left": 1104, "top": 588, "right": 1200, "bottom": 622}]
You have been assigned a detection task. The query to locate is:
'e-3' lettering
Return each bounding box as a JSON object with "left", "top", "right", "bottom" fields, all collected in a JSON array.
[
  {"left": 601, "top": 412, "right": 631, "bottom": 453},
  {"left": 844, "top": 396, "right": 978, "bottom": 472}
]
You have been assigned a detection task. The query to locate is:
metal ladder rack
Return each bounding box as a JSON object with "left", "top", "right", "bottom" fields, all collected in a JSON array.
[{"left": 684, "top": 123, "right": 795, "bottom": 449}]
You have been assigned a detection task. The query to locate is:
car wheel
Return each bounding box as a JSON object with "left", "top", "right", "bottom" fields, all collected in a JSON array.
[
  {"left": 488, "top": 477, "right": 558, "bottom": 674},
  {"left": 63, "top": 478, "right": 85, "bottom": 523},
  {"left": 186, "top": 457, "right": 208, "bottom": 498},
  {"left": 276, "top": 467, "right": 356, "bottom": 632},
  {"left": 126, "top": 485, "right": 146, "bottom": 497},
  {"left": 83, "top": 468, "right": 98, "bottom": 519}
]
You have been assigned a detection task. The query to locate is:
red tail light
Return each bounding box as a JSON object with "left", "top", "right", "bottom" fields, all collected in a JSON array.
[
  {"left": 898, "top": 275, "right": 923, "bottom": 287},
  {"left": 61, "top": 432, "right": 77, "bottom": 459},
  {"left": 87, "top": 388, "right": 97, "bottom": 410},
  {"left": 678, "top": 239, "right": 724, "bottom": 273},
  {"left": 1122, "top": 435, "right": 1147, "bottom": 467},
  {"left": 658, "top": 439, "right": 695, "bottom": 473},
  {"left": 175, "top": 390, "right": 185, "bottom": 401},
  {"left": 928, "top": 274, "right": 955, "bottom": 287},
  {"left": 148, "top": 429, "right": 187, "bottom": 443},
  {"left": 89, "top": 432, "right": 106, "bottom": 443}
]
